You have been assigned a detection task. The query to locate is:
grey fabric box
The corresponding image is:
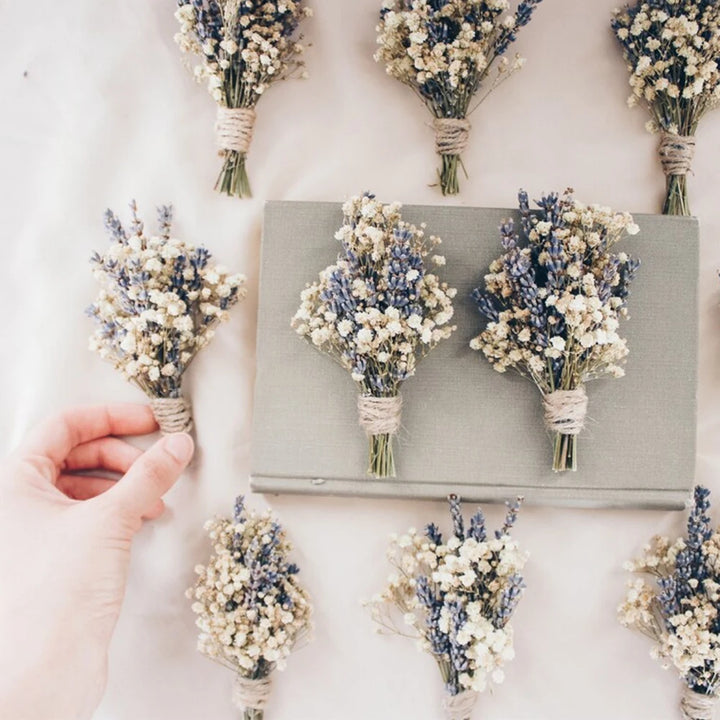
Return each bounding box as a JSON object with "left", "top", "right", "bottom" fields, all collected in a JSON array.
[{"left": 250, "top": 201, "right": 698, "bottom": 509}]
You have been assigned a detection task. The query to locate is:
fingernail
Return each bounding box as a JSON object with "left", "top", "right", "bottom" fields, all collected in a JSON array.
[{"left": 163, "top": 433, "right": 194, "bottom": 463}]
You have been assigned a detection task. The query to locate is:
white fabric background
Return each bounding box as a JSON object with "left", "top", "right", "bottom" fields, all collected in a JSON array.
[{"left": 1, "top": 0, "right": 719, "bottom": 718}]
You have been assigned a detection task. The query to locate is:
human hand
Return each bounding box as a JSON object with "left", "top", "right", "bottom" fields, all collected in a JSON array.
[{"left": 0, "top": 404, "right": 194, "bottom": 720}]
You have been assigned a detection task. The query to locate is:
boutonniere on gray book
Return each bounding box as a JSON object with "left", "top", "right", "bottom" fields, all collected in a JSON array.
[
  {"left": 471, "top": 189, "right": 640, "bottom": 471},
  {"left": 292, "top": 193, "right": 456, "bottom": 478}
]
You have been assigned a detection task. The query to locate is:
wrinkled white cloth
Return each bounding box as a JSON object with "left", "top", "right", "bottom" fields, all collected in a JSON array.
[{"left": 2, "top": 1, "right": 720, "bottom": 719}]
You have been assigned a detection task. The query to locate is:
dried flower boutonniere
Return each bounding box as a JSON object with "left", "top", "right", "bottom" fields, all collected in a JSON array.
[
  {"left": 619, "top": 486, "right": 720, "bottom": 720},
  {"left": 375, "top": 0, "right": 543, "bottom": 195},
  {"left": 471, "top": 189, "right": 640, "bottom": 471},
  {"left": 188, "top": 496, "right": 313, "bottom": 720},
  {"left": 88, "top": 201, "right": 246, "bottom": 433},
  {"left": 292, "top": 193, "right": 456, "bottom": 478},
  {"left": 612, "top": 0, "right": 720, "bottom": 215},
  {"left": 174, "top": 0, "right": 312, "bottom": 198},
  {"left": 368, "top": 495, "right": 527, "bottom": 720}
]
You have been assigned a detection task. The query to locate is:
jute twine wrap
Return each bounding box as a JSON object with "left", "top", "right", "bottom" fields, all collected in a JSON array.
[
  {"left": 232, "top": 675, "right": 272, "bottom": 712},
  {"left": 659, "top": 133, "right": 696, "bottom": 177},
  {"left": 150, "top": 397, "right": 193, "bottom": 435},
  {"left": 542, "top": 387, "right": 588, "bottom": 436},
  {"left": 357, "top": 394, "right": 402, "bottom": 436},
  {"left": 681, "top": 687, "right": 717, "bottom": 720},
  {"left": 443, "top": 690, "right": 479, "bottom": 720},
  {"left": 434, "top": 117, "right": 471, "bottom": 156},
  {"left": 216, "top": 107, "right": 256, "bottom": 155}
]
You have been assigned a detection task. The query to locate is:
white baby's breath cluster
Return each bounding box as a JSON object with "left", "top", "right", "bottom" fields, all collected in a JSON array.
[
  {"left": 174, "top": 0, "right": 312, "bottom": 105},
  {"left": 88, "top": 202, "right": 246, "bottom": 399},
  {"left": 188, "top": 498, "right": 312, "bottom": 677},
  {"left": 619, "top": 487, "right": 720, "bottom": 696},
  {"left": 368, "top": 497, "right": 527, "bottom": 696},
  {"left": 471, "top": 190, "right": 640, "bottom": 395},
  {"left": 291, "top": 193, "right": 456, "bottom": 398},
  {"left": 612, "top": 0, "right": 720, "bottom": 134}
]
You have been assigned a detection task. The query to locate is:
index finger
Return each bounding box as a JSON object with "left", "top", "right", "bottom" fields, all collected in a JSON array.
[{"left": 19, "top": 404, "right": 159, "bottom": 466}]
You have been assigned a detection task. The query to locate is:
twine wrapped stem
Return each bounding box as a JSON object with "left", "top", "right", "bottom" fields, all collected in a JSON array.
[
  {"left": 542, "top": 386, "right": 588, "bottom": 472},
  {"left": 232, "top": 674, "right": 272, "bottom": 720},
  {"left": 659, "top": 132, "right": 696, "bottom": 216},
  {"left": 680, "top": 686, "right": 717, "bottom": 720},
  {"left": 443, "top": 689, "right": 479, "bottom": 720},
  {"left": 150, "top": 396, "right": 193, "bottom": 435},
  {"left": 433, "top": 117, "right": 471, "bottom": 196},
  {"left": 214, "top": 107, "right": 256, "bottom": 198},
  {"left": 357, "top": 394, "right": 402, "bottom": 478}
]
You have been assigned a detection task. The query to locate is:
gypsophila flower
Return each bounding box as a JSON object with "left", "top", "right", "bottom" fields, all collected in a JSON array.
[
  {"left": 188, "top": 496, "right": 312, "bottom": 720},
  {"left": 376, "top": 0, "right": 543, "bottom": 195},
  {"left": 612, "top": 0, "right": 720, "bottom": 215},
  {"left": 367, "top": 495, "right": 526, "bottom": 718},
  {"left": 291, "top": 192, "right": 456, "bottom": 478},
  {"left": 619, "top": 486, "right": 720, "bottom": 719},
  {"left": 471, "top": 189, "right": 640, "bottom": 472},
  {"left": 87, "top": 201, "right": 246, "bottom": 432},
  {"left": 174, "top": 0, "right": 312, "bottom": 198}
]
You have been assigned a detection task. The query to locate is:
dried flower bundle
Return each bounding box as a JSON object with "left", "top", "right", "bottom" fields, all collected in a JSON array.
[
  {"left": 375, "top": 0, "right": 542, "bottom": 196},
  {"left": 174, "top": 0, "right": 312, "bottom": 198},
  {"left": 88, "top": 201, "right": 246, "bottom": 433},
  {"left": 188, "top": 496, "right": 312, "bottom": 720},
  {"left": 471, "top": 189, "right": 640, "bottom": 471},
  {"left": 368, "top": 495, "right": 526, "bottom": 720},
  {"left": 612, "top": 0, "right": 720, "bottom": 215},
  {"left": 291, "top": 193, "right": 456, "bottom": 478},
  {"left": 619, "top": 486, "right": 720, "bottom": 720}
]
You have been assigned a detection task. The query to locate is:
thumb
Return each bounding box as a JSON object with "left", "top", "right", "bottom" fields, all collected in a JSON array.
[{"left": 104, "top": 433, "right": 194, "bottom": 520}]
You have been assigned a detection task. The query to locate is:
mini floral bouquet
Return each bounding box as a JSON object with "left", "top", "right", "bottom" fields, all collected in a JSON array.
[
  {"left": 612, "top": 0, "right": 720, "bottom": 215},
  {"left": 291, "top": 193, "right": 456, "bottom": 479},
  {"left": 375, "top": 0, "right": 543, "bottom": 196},
  {"left": 367, "top": 495, "right": 527, "bottom": 720},
  {"left": 471, "top": 189, "right": 641, "bottom": 472},
  {"left": 88, "top": 201, "right": 246, "bottom": 434},
  {"left": 188, "top": 496, "right": 313, "bottom": 720},
  {"left": 619, "top": 486, "right": 720, "bottom": 720},
  {"left": 174, "top": 0, "right": 312, "bottom": 198}
]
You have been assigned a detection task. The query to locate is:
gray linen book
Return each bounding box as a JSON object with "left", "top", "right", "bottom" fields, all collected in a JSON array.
[{"left": 251, "top": 201, "right": 698, "bottom": 509}]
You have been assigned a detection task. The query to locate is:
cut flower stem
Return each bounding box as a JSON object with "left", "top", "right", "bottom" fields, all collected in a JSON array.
[
  {"left": 216, "top": 150, "right": 252, "bottom": 199},
  {"left": 369, "top": 433, "right": 396, "bottom": 478},
  {"left": 552, "top": 432, "right": 577, "bottom": 473}
]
